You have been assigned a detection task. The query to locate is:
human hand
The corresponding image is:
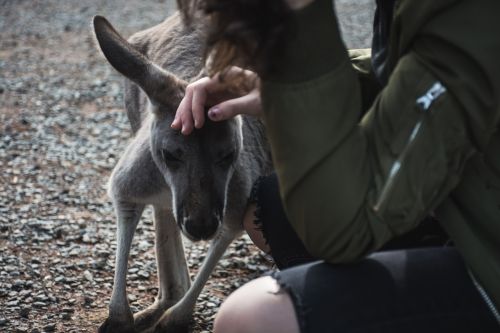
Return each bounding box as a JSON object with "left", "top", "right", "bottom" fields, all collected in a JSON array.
[{"left": 171, "top": 67, "right": 262, "bottom": 135}]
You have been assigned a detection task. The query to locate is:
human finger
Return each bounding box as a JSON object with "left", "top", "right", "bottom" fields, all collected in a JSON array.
[
  {"left": 171, "top": 89, "right": 191, "bottom": 130},
  {"left": 208, "top": 90, "right": 262, "bottom": 121},
  {"left": 191, "top": 82, "right": 209, "bottom": 129},
  {"left": 176, "top": 87, "right": 195, "bottom": 135},
  {"left": 180, "top": 109, "right": 195, "bottom": 135}
]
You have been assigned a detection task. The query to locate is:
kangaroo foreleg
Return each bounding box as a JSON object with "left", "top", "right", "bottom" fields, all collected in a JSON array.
[
  {"left": 134, "top": 207, "right": 190, "bottom": 332},
  {"left": 99, "top": 201, "right": 145, "bottom": 333},
  {"left": 152, "top": 227, "right": 241, "bottom": 333}
]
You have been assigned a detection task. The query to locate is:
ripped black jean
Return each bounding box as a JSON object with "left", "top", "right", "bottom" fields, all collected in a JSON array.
[{"left": 250, "top": 173, "right": 499, "bottom": 333}]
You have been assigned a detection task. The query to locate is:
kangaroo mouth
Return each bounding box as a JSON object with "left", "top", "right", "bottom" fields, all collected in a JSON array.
[
  {"left": 179, "top": 216, "right": 220, "bottom": 242},
  {"left": 181, "top": 225, "right": 219, "bottom": 242},
  {"left": 183, "top": 229, "right": 218, "bottom": 242}
]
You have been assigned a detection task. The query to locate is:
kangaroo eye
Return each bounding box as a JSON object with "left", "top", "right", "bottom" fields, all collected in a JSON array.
[
  {"left": 217, "top": 151, "right": 235, "bottom": 167},
  {"left": 162, "top": 150, "right": 182, "bottom": 164}
]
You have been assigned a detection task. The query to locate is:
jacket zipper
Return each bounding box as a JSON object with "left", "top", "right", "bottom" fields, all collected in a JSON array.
[
  {"left": 373, "top": 81, "right": 446, "bottom": 213},
  {"left": 469, "top": 271, "right": 500, "bottom": 325}
]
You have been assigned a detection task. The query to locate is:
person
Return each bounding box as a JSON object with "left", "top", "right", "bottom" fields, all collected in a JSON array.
[{"left": 173, "top": 0, "right": 500, "bottom": 331}]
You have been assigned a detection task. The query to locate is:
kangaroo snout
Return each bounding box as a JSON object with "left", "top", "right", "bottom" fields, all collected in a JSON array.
[{"left": 183, "top": 214, "right": 220, "bottom": 241}]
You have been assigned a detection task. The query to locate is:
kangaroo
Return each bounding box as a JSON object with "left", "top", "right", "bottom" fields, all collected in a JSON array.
[{"left": 92, "top": 12, "right": 272, "bottom": 333}]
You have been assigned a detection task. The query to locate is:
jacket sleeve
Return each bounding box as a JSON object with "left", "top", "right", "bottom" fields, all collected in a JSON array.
[{"left": 261, "top": 0, "right": 480, "bottom": 263}]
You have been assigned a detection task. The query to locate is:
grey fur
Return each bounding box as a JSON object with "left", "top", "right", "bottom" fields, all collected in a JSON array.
[{"left": 93, "top": 13, "right": 272, "bottom": 333}]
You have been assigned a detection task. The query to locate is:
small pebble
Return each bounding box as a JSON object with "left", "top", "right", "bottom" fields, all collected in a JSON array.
[
  {"left": 19, "top": 307, "right": 30, "bottom": 318},
  {"left": 43, "top": 324, "right": 56, "bottom": 332}
]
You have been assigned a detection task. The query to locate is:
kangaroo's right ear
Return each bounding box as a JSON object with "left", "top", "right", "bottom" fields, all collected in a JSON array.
[{"left": 93, "top": 15, "right": 187, "bottom": 106}]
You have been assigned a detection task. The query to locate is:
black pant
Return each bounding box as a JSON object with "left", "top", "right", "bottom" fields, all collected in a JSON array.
[
  {"left": 251, "top": 174, "right": 499, "bottom": 332},
  {"left": 274, "top": 248, "right": 498, "bottom": 333}
]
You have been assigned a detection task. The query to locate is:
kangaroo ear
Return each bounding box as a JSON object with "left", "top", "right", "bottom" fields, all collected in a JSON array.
[{"left": 93, "top": 15, "right": 187, "bottom": 105}]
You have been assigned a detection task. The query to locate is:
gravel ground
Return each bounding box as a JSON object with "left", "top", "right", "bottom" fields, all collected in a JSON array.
[{"left": 0, "top": 1, "right": 374, "bottom": 332}]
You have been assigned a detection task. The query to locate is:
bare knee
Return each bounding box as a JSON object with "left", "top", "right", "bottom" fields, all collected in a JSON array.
[{"left": 214, "top": 276, "right": 300, "bottom": 333}]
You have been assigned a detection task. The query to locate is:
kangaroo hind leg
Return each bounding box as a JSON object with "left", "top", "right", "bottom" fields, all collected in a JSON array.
[{"left": 134, "top": 206, "right": 190, "bottom": 332}]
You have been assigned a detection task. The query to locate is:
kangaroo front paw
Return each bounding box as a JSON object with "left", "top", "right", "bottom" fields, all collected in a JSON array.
[
  {"left": 133, "top": 301, "right": 174, "bottom": 332},
  {"left": 153, "top": 321, "right": 192, "bottom": 333},
  {"left": 152, "top": 309, "right": 193, "bottom": 333},
  {"left": 98, "top": 317, "right": 137, "bottom": 333}
]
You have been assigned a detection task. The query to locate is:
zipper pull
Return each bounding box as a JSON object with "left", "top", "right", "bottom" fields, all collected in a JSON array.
[{"left": 416, "top": 81, "right": 446, "bottom": 111}]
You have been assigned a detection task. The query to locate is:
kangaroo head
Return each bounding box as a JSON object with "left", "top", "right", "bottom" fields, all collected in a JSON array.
[{"left": 93, "top": 16, "right": 243, "bottom": 241}]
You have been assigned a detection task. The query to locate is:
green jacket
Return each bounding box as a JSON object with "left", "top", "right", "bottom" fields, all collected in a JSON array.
[{"left": 261, "top": 0, "right": 500, "bottom": 311}]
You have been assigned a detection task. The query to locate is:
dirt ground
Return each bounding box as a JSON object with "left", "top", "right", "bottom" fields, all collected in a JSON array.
[{"left": 0, "top": 1, "right": 374, "bottom": 332}]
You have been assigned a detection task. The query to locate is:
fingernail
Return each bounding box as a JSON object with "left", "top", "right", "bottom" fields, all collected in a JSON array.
[{"left": 208, "top": 107, "right": 220, "bottom": 120}]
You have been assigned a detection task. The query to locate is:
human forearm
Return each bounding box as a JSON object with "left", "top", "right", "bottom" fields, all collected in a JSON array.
[{"left": 261, "top": 59, "right": 378, "bottom": 262}]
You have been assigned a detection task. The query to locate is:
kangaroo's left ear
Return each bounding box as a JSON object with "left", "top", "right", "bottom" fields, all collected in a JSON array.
[{"left": 93, "top": 15, "right": 187, "bottom": 107}]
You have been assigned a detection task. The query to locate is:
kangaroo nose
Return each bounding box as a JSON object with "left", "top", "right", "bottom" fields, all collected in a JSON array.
[{"left": 184, "top": 216, "right": 219, "bottom": 241}]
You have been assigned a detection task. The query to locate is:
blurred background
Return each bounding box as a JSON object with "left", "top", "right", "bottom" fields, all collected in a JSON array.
[{"left": 0, "top": 0, "right": 375, "bottom": 332}]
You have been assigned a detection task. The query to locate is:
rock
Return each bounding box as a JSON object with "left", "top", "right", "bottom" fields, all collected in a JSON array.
[
  {"left": 83, "top": 270, "right": 93, "bottom": 282},
  {"left": 83, "top": 296, "right": 93, "bottom": 306},
  {"left": 13, "top": 279, "right": 25, "bottom": 289},
  {"left": 19, "top": 306, "right": 31, "bottom": 318},
  {"left": 137, "top": 270, "right": 150, "bottom": 279},
  {"left": 54, "top": 276, "right": 65, "bottom": 283},
  {"left": 60, "top": 312, "right": 71, "bottom": 320},
  {"left": 43, "top": 324, "right": 56, "bottom": 332},
  {"left": 7, "top": 300, "right": 19, "bottom": 307}
]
